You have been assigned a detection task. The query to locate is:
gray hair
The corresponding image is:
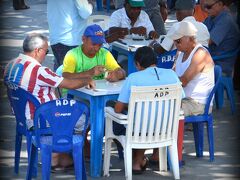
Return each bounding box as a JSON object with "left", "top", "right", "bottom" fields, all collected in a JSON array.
[{"left": 23, "top": 33, "right": 48, "bottom": 53}]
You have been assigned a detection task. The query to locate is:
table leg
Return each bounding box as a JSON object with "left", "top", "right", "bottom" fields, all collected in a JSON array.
[
  {"left": 90, "top": 96, "right": 105, "bottom": 177},
  {"left": 96, "top": 0, "right": 103, "bottom": 11},
  {"left": 128, "top": 52, "right": 137, "bottom": 75}
]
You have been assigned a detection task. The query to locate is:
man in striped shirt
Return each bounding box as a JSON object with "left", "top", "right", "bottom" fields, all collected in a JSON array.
[{"left": 4, "top": 33, "right": 95, "bottom": 170}]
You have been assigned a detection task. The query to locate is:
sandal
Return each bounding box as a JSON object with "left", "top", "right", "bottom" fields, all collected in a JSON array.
[{"left": 51, "top": 165, "right": 65, "bottom": 173}]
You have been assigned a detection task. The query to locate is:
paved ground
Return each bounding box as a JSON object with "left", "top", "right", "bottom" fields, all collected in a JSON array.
[{"left": 0, "top": 0, "right": 240, "bottom": 179}]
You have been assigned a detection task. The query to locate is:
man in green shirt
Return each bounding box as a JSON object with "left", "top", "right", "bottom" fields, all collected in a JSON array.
[{"left": 62, "top": 24, "right": 126, "bottom": 82}]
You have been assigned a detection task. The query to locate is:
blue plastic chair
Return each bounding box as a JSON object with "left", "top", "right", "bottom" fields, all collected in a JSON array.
[
  {"left": 26, "top": 99, "right": 89, "bottom": 180},
  {"left": 156, "top": 49, "right": 177, "bottom": 69},
  {"left": 184, "top": 65, "right": 222, "bottom": 162},
  {"left": 212, "top": 47, "right": 240, "bottom": 114},
  {"left": 4, "top": 82, "right": 40, "bottom": 176}
]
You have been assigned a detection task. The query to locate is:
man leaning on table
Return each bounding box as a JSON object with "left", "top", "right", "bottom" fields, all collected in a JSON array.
[
  {"left": 108, "top": 0, "right": 159, "bottom": 40},
  {"left": 4, "top": 33, "right": 96, "bottom": 171},
  {"left": 62, "top": 24, "right": 126, "bottom": 159},
  {"left": 62, "top": 24, "right": 126, "bottom": 82}
]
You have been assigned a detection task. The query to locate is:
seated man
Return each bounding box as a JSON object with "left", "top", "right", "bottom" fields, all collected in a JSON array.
[
  {"left": 203, "top": 0, "right": 240, "bottom": 76},
  {"left": 150, "top": 21, "right": 215, "bottom": 163},
  {"left": 62, "top": 24, "right": 126, "bottom": 84},
  {"left": 113, "top": 46, "right": 181, "bottom": 173},
  {"left": 4, "top": 33, "right": 95, "bottom": 171},
  {"left": 62, "top": 24, "right": 126, "bottom": 158},
  {"left": 150, "top": 0, "right": 210, "bottom": 54},
  {"left": 108, "top": 0, "right": 159, "bottom": 40}
]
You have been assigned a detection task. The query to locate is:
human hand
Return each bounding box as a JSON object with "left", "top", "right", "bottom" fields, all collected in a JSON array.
[
  {"left": 86, "top": 79, "right": 96, "bottom": 90},
  {"left": 105, "top": 71, "right": 119, "bottom": 82},
  {"left": 90, "top": 65, "right": 105, "bottom": 76},
  {"left": 130, "top": 26, "right": 147, "bottom": 36},
  {"left": 149, "top": 40, "right": 159, "bottom": 48},
  {"left": 149, "top": 31, "right": 159, "bottom": 39}
]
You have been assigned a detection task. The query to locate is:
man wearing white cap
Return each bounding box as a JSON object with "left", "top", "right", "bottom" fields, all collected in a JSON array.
[
  {"left": 171, "top": 21, "right": 214, "bottom": 116},
  {"left": 149, "top": 21, "right": 214, "bottom": 164}
]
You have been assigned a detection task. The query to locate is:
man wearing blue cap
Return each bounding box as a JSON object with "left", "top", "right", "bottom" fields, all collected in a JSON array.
[{"left": 62, "top": 24, "right": 126, "bottom": 83}]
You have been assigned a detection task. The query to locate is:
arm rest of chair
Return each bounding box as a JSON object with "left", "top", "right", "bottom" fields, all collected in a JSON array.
[{"left": 105, "top": 107, "right": 128, "bottom": 125}]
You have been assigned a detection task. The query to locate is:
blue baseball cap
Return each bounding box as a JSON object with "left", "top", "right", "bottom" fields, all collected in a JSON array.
[{"left": 83, "top": 24, "right": 106, "bottom": 44}]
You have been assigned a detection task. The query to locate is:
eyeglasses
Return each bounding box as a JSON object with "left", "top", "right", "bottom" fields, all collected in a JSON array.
[
  {"left": 39, "top": 48, "right": 49, "bottom": 55},
  {"left": 204, "top": 1, "right": 219, "bottom": 10},
  {"left": 174, "top": 39, "right": 182, "bottom": 44}
]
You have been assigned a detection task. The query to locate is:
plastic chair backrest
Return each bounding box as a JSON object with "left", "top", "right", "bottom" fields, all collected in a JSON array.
[
  {"left": 157, "top": 49, "right": 177, "bottom": 69},
  {"left": 87, "top": 15, "right": 110, "bottom": 31},
  {"left": 126, "top": 83, "right": 182, "bottom": 144},
  {"left": 33, "top": 99, "right": 89, "bottom": 152},
  {"left": 203, "top": 65, "right": 222, "bottom": 115},
  {"left": 4, "top": 82, "right": 40, "bottom": 133}
]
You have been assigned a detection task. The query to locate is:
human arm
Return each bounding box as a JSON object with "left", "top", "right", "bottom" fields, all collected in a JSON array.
[
  {"left": 62, "top": 65, "right": 106, "bottom": 79},
  {"left": 104, "top": 51, "right": 126, "bottom": 82},
  {"left": 114, "top": 76, "right": 131, "bottom": 113},
  {"left": 75, "top": 0, "right": 93, "bottom": 19},
  {"left": 107, "top": 27, "right": 129, "bottom": 42},
  {"left": 179, "top": 48, "right": 213, "bottom": 87},
  {"left": 159, "top": 0, "right": 168, "bottom": 22},
  {"left": 115, "top": 101, "right": 128, "bottom": 113},
  {"left": 58, "top": 76, "right": 96, "bottom": 90}
]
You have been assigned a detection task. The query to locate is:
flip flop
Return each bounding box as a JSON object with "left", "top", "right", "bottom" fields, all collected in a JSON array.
[{"left": 51, "top": 165, "right": 65, "bottom": 173}]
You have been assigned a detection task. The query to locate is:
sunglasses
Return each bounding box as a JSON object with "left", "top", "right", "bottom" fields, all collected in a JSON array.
[
  {"left": 39, "top": 48, "right": 49, "bottom": 55},
  {"left": 204, "top": 1, "right": 219, "bottom": 10},
  {"left": 174, "top": 39, "right": 181, "bottom": 44}
]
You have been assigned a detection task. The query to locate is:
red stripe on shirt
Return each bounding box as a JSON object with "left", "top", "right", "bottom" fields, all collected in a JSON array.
[
  {"left": 28, "top": 65, "right": 40, "bottom": 93},
  {"left": 38, "top": 74, "right": 56, "bottom": 86},
  {"left": 28, "top": 65, "right": 40, "bottom": 118},
  {"left": 45, "top": 68, "right": 58, "bottom": 77},
  {"left": 38, "top": 88, "right": 45, "bottom": 104},
  {"left": 48, "top": 87, "right": 54, "bottom": 100}
]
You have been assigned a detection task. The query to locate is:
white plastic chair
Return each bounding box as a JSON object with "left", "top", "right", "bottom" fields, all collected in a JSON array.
[
  {"left": 87, "top": 15, "right": 110, "bottom": 31},
  {"left": 103, "top": 83, "right": 182, "bottom": 180}
]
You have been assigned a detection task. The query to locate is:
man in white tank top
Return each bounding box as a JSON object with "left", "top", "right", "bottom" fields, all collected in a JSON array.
[{"left": 170, "top": 21, "right": 215, "bottom": 116}]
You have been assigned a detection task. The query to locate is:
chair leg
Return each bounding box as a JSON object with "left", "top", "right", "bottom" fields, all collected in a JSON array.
[
  {"left": 207, "top": 120, "right": 214, "bottom": 162},
  {"left": 103, "top": 138, "right": 112, "bottom": 176},
  {"left": 215, "top": 82, "right": 224, "bottom": 109},
  {"left": 168, "top": 143, "right": 180, "bottom": 179},
  {"left": 73, "top": 143, "right": 86, "bottom": 180},
  {"left": 159, "top": 147, "right": 167, "bottom": 171},
  {"left": 40, "top": 145, "right": 52, "bottom": 180},
  {"left": 14, "top": 133, "right": 22, "bottom": 174},
  {"left": 125, "top": 146, "right": 132, "bottom": 180},
  {"left": 26, "top": 133, "right": 37, "bottom": 178},
  {"left": 193, "top": 123, "right": 204, "bottom": 157},
  {"left": 225, "top": 79, "right": 236, "bottom": 114},
  {"left": 26, "top": 144, "right": 38, "bottom": 180}
]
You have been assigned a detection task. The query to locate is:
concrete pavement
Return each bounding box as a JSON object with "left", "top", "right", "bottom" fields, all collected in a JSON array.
[{"left": 0, "top": 0, "right": 240, "bottom": 179}]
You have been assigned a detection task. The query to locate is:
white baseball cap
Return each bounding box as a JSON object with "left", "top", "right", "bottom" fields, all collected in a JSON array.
[{"left": 168, "top": 21, "right": 198, "bottom": 40}]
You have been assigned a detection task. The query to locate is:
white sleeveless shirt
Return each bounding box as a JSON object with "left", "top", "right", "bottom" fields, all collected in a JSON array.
[{"left": 175, "top": 44, "right": 214, "bottom": 105}]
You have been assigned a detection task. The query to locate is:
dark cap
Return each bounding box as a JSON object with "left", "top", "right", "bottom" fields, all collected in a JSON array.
[{"left": 175, "top": 0, "right": 194, "bottom": 10}]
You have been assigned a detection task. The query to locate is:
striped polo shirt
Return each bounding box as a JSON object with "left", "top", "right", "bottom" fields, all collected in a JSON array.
[{"left": 4, "top": 53, "right": 64, "bottom": 120}]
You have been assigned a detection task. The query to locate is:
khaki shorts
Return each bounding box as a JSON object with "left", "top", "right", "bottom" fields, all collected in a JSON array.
[{"left": 181, "top": 97, "right": 212, "bottom": 117}]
